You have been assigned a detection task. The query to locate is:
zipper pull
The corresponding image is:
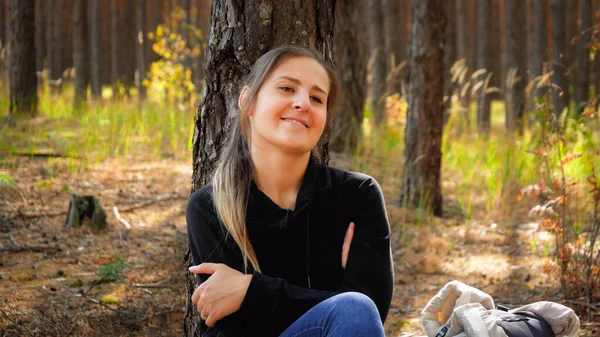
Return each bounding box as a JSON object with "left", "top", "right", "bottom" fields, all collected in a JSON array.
[{"left": 307, "top": 275, "right": 311, "bottom": 288}]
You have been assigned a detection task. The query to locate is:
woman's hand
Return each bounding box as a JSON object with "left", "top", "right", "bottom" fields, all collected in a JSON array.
[
  {"left": 341, "top": 222, "right": 355, "bottom": 269},
  {"left": 189, "top": 263, "right": 252, "bottom": 327}
]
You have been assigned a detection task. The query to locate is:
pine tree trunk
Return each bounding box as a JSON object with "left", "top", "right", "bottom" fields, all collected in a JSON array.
[
  {"left": 444, "top": 0, "right": 456, "bottom": 120},
  {"left": 331, "top": 0, "right": 367, "bottom": 152},
  {"left": 564, "top": 0, "right": 578, "bottom": 107},
  {"left": 505, "top": 0, "right": 527, "bottom": 133},
  {"left": 575, "top": 0, "right": 591, "bottom": 113},
  {"left": 0, "top": 1, "right": 4, "bottom": 48},
  {"left": 90, "top": 0, "right": 101, "bottom": 99},
  {"left": 73, "top": 0, "right": 89, "bottom": 111},
  {"left": 8, "top": 0, "right": 37, "bottom": 118},
  {"left": 531, "top": 0, "right": 547, "bottom": 108},
  {"left": 488, "top": 0, "right": 502, "bottom": 94},
  {"left": 551, "top": 0, "right": 567, "bottom": 116},
  {"left": 476, "top": 0, "right": 491, "bottom": 133},
  {"left": 110, "top": 0, "right": 119, "bottom": 98},
  {"left": 46, "top": 0, "right": 56, "bottom": 91},
  {"left": 400, "top": 0, "right": 446, "bottom": 217},
  {"left": 455, "top": 0, "right": 471, "bottom": 129},
  {"left": 185, "top": 1, "right": 335, "bottom": 335},
  {"left": 384, "top": 0, "right": 408, "bottom": 95},
  {"left": 136, "top": 0, "right": 146, "bottom": 103},
  {"left": 34, "top": 0, "right": 45, "bottom": 73},
  {"left": 368, "top": 0, "right": 387, "bottom": 126},
  {"left": 121, "top": 0, "right": 135, "bottom": 96}
]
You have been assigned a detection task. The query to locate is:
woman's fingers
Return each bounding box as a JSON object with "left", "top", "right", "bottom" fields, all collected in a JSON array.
[{"left": 341, "top": 222, "right": 355, "bottom": 269}]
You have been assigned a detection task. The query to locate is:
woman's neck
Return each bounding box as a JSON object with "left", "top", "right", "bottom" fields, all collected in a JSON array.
[{"left": 250, "top": 145, "right": 310, "bottom": 211}]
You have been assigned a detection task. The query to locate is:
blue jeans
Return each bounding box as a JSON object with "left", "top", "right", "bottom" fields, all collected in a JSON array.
[{"left": 279, "top": 292, "right": 386, "bottom": 337}]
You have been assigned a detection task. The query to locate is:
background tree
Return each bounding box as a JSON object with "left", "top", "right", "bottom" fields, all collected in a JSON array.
[
  {"left": 476, "top": 0, "right": 491, "bottom": 133},
  {"left": 331, "top": 0, "right": 368, "bottom": 152},
  {"left": 73, "top": 0, "right": 89, "bottom": 111},
  {"left": 136, "top": 0, "right": 146, "bottom": 103},
  {"left": 575, "top": 0, "right": 591, "bottom": 113},
  {"left": 384, "top": 0, "right": 410, "bottom": 95},
  {"left": 443, "top": 0, "right": 456, "bottom": 117},
  {"left": 551, "top": 0, "right": 567, "bottom": 116},
  {"left": 504, "top": 0, "right": 527, "bottom": 132},
  {"left": 34, "top": 0, "right": 45, "bottom": 73},
  {"left": 90, "top": 0, "right": 101, "bottom": 99},
  {"left": 564, "top": 0, "right": 579, "bottom": 106},
  {"left": 8, "top": 0, "right": 38, "bottom": 118},
  {"left": 185, "top": 0, "right": 336, "bottom": 335},
  {"left": 400, "top": 0, "right": 447, "bottom": 216},
  {"left": 529, "top": 0, "right": 548, "bottom": 109},
  {"left": 368, "top": 0, "right": 387, "bottom": 126},
  {"left": 455, "top": 0, "right": 471, "bottom": 127},
  {"left": 46, "top": 0, "right": 59, "bottom": 92},
  {"left": 110, "top": 0, "right": 119, "bottom": 97}
]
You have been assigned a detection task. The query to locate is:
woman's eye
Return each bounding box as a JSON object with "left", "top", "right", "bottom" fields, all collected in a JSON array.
[
  {"left": 279, "top": 86, "right": 294, "bottom": 93},
  {"left": 311, "top": 96, "right": 323, "bottom": 104}
]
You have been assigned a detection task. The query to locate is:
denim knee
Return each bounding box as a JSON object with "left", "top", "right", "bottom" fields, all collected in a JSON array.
[{"left": 328, "top": 292, "right": 380, "bottom": 319}]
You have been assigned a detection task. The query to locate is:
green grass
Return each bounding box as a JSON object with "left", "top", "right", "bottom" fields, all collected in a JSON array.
[{"left": 1, "top": 82, "right": 195, "bottom": 167}]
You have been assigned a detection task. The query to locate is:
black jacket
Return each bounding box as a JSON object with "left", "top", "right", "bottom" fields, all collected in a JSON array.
[{"left": 186, "top": 157, "right": 394, "bottom": 337}]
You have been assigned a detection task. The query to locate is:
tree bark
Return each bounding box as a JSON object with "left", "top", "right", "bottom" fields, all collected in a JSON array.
[
  {"left": 368, "top": 0, "right": 387, "bottom": 126},
  {"left": 384, "top": 0, "right": 409, "bottom": 95},
  {"left": 0, "top": 0, "right": 4, "bottom": 47},
  {"left": 136, "top": 0, "right": 146, "bottom": 103},
  {"left": 121, "top": 0, "right": 136, "bottom": 95},
  {"left": 488, "top": 0, "right": 502, "bottom": 93},
  {"left": 73, "top": 0, "right": 89, "bottom": 111},
  {"left": 46, "top": 0, "right": 56, "bottom": 91},
  {"left": 505, "top": 0, "right": 527, "bottom": 133},
  {"left": 476, "top": 0, "right": 491, "bottom": 133},
  {"left": 331, "top": 0, "right": 367, "bottom": 152},
  {"left": 564, "top": 0, "right": 578, "bottom": 107},
  {"left": 110, "top": 0, "right": 119, "bottom": 98},
  {"left": 400, "top": 0, "right": 446, "bottom": 217},
  {"left": 8, "top": 0, "right": 38, "bottom": 118},
  {"left": 531, "top": 0, "right": 547, "bottom": 78},
  {"left": 34, "top": 0, "right": 44, "bottom": 73},
  {"left": 574, "top": 0, "right": 591, "bottom": 113},
  {"left": 90, "top": 0, "right": 101, "bottom": 99},
  {"left": 551, "top": 0, "right": 567, "bottom": 116},
  {"left": 455, "top": 0, "right": 471, "bottom": 128},
  {"left": 444, "top": 0, "right": 456, "bottom": 119},
  {"left": 185, "top": 1, "right": 335, "bottom": 335}
]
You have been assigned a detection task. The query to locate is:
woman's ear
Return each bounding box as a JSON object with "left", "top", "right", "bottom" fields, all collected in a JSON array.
[{"left": 239, "top": 86, "right": 252, "bottom": 116}]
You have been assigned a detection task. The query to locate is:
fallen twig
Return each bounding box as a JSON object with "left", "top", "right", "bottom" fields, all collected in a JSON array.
[
  {"left": 0, "top": 233, "right": 61, "bottom": 253},
  {"left": 112, "top": 207, "right": 131, "bottom": 229}
]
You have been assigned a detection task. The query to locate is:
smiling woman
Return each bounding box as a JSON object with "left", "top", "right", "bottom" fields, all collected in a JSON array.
[{"left": 186, "top": 45, "right": 394, "bottom": 337}]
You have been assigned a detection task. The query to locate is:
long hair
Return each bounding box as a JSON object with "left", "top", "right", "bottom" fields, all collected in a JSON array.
[{"left": 211, "top": 45, "right": 340, "bottom": 273}]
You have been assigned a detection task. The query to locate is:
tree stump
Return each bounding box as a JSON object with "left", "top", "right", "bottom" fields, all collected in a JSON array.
[{"left": 64, "top": 195, "right": 107, "bottom": 232}]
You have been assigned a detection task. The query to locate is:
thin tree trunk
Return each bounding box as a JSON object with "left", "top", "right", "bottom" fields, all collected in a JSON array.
[
  {"left": 444, "top": 0, "right": 456, "bottom": 121},
  {"left": 530, "top": 0, "right": 548, "bottom": 111},
  {"left": 505, "top": 0, "right": 527, "bottom": 133},
  {"left": 489, "top": 0, "right": 502, "bottom": 93},
  {"left": 110, "top": 0, "right": 119, "bottom": 98},
  {"left": 136, "top": 0, "right": 146, "bottom": 104},
  {"left": 400, "top": 0, "right": 446, "bottom": 216},
  {"left": 46, "top": 0, "right": 56, "bottom": 91},
  {"left": 55, "top": 0, "right": 64, "bottom": 89},
  {"left": 185, "top": 0, "right": 336, "bottom": 335},
  {"left": 34, "top": 0, "right": 44, "bottom": 73},
  {"left": 384, "top": 0, "right": 408, "bottom": 95},
  {"left": 0, "top": 0, "right": 4, "bottom": 47},
  {"left": 332, "top": 0, "right": 367, "bottom": 152},
  {"left": 476, "top": 0, "right": 491, "bottom": 133},
  {"left": 455, "top": 0, "right": 471, "bottom": 129},
  {"left": 368, "top": 0, "right": 387, "bottom": 126},
  {"left": 90, "top": 0, "right": 101, "bottom": 99},
  {"left": 73, "top": 0, "right": 89, "bottom": 112},
  {"left": 575, "top": 0, "right": 591, "bottom": 113},
  {"left": 8, "top": 0, "right": 37, "bottom": 119},
  {"left": 564, "top": 0, "right": 578, "bottom": 107},
  {"left": 121, "top": 0, "right": 135, "bottom": 96},
  {"left": 551, "top": 0, "right": 567, "bottom": 116}
]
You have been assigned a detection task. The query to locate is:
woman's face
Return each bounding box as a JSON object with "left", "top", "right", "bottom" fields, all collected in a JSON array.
[{"left": 243, "top": 56, "right": 330, "bottom": 155}]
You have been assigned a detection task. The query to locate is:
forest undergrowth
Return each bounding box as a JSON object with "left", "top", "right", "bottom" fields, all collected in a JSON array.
[{"left": 1, "top": 86, "right": 599, "bottom": 336}]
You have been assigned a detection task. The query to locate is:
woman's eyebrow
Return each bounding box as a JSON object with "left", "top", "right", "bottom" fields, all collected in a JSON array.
[{"left": 275, "top": 76, "right": 328, "bottom": 96}]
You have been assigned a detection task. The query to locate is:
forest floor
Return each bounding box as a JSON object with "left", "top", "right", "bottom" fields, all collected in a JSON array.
[{"left": 0, "top": 152, "right": 597, "bottom": 336}]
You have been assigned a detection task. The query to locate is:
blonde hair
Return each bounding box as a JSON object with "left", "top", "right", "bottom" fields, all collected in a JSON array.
[{"left": 211, "top": 45, "right": 340, "bottom": 273}]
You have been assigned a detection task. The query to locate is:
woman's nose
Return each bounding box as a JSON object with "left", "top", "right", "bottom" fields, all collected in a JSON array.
[{"left": 293, "top": 95, "right": 309, "bottom": 111}]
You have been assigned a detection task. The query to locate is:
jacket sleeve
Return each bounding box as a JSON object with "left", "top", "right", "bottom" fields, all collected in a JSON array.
[
  {"left": 186, "top": 186, "right": 246, "bottom": 337},
  {"left": 239, "top": 176, "right": 394, "bottom": 336}
]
